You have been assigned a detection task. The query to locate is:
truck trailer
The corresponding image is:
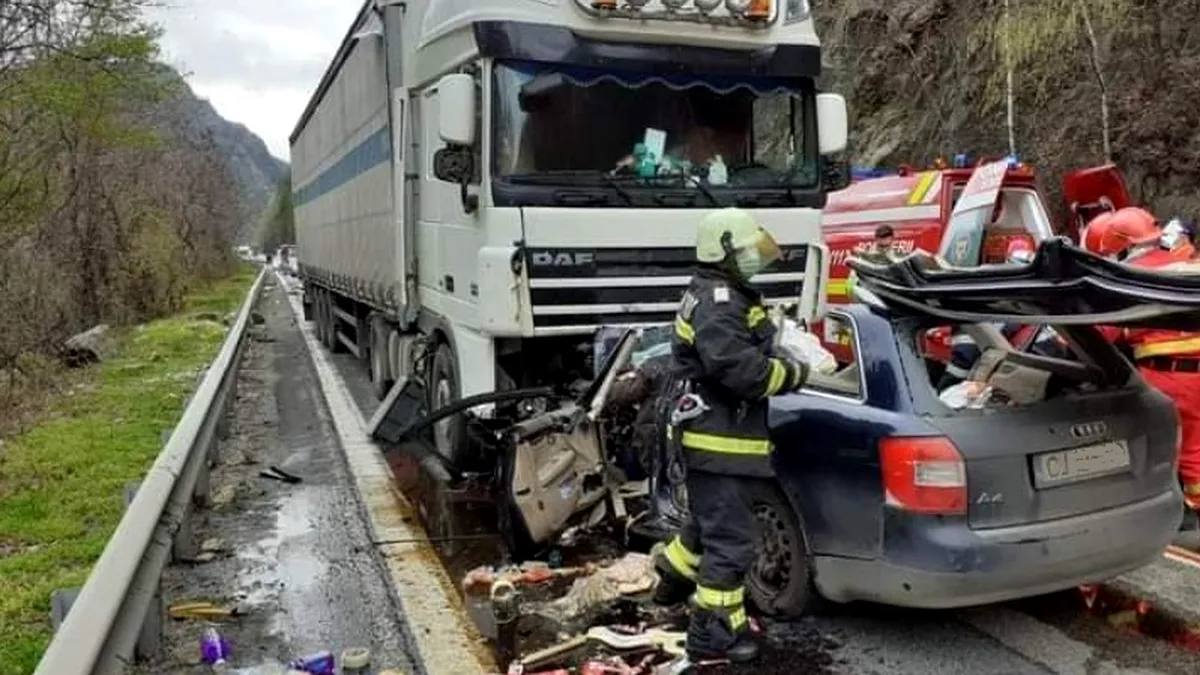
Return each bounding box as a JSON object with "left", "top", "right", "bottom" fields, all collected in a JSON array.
[{"left": 290, "top": 0, "right": 848, "bottom": 471}]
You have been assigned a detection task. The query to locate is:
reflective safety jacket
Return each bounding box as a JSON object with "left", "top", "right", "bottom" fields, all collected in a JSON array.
[
  {"left": 670, "top": 267, "right": 806, "bottom": 478},
  {"left": 1100, "top": 248, "right": 1200, "bottom": 360}
]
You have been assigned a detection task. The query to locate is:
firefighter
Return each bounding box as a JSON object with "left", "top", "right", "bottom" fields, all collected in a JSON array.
[
  {"left": 651, "top": 207, "right": 810, "bottom": 663},
  {"left": 1082, "top": 207, "right": 1200, "bottom": 520}
]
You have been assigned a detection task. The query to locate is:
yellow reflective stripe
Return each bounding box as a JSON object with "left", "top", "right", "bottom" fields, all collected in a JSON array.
[
  {"left": 764, "top": 358, "right": 787, "bottom": 397},
  {"left": 680, "top": 431, "right": 771, "bottom": 455},
  {"left": 746, "top": 305, "right": 768, "bottom": 329},
  {"left": 728, "top": 607, "right": 748, "bottom": 631},
  {"left": 827, "top": 278, "right": 849, "bottom": 296},
  {"left": 1134, "top": 337, "right": 1200, "bottom": 360},
  {"left": 1185, "top": 483, "right": 1200, "bottom": 496},
  {"left": 695, "top": 585, "right": 745, "bottom": 608},
  {"left": 664, "top": 537, "right": 700, "bottom": 580},
  {"left": 907, "top": 170, "right": 938, "bottom": 205},
  {"left": 674, "top": 316, "right": 695, "bottom": 344}
]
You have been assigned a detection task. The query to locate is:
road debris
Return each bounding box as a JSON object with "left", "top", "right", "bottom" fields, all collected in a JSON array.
[
  {"left": 259, "top": 465, "right": 302, "bottom": 484},
  {"left": 288, "top": 650, "right": 335, "bottom": 674},
  {"left": 168, "top": 600, "right": 242, "bottom": 621},
  {"left": 341, "top": 646, "right": 372, "bottom": 673}
]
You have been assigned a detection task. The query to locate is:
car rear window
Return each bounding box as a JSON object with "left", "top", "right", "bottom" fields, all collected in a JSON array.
[{"left": 912, "top": 321, "right": 1135, "bottom": 410}]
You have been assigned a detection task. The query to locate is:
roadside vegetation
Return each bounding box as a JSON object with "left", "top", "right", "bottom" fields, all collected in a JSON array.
[
  {"left": 0, "top": 0, "right": 246, "bottom": 436},
  {"left": 817, "top": 0, "right": 1198, "bottom": 215},
  {"left": 0, "top": 266, "right": 258, "bottom": 675}
]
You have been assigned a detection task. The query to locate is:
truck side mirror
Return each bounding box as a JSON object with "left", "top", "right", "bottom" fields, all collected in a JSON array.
[
  {"left": 432, "top": 147, "right": 479, "bottom": 212},
  {"left": 816, "top": 93, "right": 848, "bottom": 156},
  {"left": 437, "top": 73, "right": 476, "bottom": 146}
]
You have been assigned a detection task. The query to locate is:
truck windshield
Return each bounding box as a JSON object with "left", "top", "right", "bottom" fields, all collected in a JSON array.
[{"left": 491, "top": 60, "right": 818, "bottom": 205}]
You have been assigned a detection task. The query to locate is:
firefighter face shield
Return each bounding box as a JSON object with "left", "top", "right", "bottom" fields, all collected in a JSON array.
[{"left": 696, "top": 207, "right": 782, "bottom": 280}]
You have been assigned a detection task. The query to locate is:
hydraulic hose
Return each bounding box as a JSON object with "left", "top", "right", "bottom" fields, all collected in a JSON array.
[{"left": 399, "top": 385, "right": 556, "bottom": 441}]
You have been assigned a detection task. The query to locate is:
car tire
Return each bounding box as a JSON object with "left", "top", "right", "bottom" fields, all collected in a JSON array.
[
  {"left": 427, "top": 341, "right": 473, "bottom": 469},
  {"left": 747, "top": 481, "right": 822, "bottom": 619},
  {"left": 369, "top": 316, "right": 393, "bottom": 400}
]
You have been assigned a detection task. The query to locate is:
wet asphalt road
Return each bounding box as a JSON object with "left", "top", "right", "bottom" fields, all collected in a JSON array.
[
  {"left": 256, "top": 270, "right": 1199, "bottom": 675},
  {"left": 141, "top": 280, "right": 421, "bottom": 674}
]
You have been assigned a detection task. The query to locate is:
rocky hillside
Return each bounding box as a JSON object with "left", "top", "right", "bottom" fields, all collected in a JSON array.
[
  {"left": 151, "top": 67, "right": 288, "bottom": 242},
  {"left": 815, "top": 0, "right": 1200, "bottom": 219}
]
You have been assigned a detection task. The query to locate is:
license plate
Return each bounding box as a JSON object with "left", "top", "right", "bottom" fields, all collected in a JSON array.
[{"left": 1032, "top": 441, "right": 1131, "bottom": 489}]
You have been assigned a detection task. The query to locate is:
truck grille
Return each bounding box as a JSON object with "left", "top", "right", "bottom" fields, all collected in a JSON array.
[{"left": 524, "top": 246, "right": 809, "bottom": 329}]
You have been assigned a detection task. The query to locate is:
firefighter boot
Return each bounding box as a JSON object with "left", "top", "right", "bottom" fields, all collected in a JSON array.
[
  {"left": 685, "top": 603, "right": 758, "bottom": 663},
  {"left": 652, "top": 539, "right": 698, "bottom": 606}
]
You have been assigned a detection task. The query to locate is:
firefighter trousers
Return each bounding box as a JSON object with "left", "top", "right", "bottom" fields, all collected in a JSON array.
[
  {"left": 663, "top": 469, "right": 758, "bottom": 630},
  {"left": 1140, "top": 368, "right": 1200, "bottom": 508}
]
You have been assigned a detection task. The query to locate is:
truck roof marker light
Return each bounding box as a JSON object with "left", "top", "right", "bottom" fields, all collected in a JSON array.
[
  {"left": 662, "top": 0, "right": 688, "bottom": 9},
  {"left": 695, "top": 0, "right": 722, "bottom": 12},
  {"left": 746, "top": 0, "right": 771, "bottom": 19},
  {"left": 953, "top": 153, "right": 969, "bottom": 169},
  {"left": 1004, "top": 155, "right": 1019, "bottom": 168},
  {"left": 591, "top": 0, "right": 617, "bottom": 8}
]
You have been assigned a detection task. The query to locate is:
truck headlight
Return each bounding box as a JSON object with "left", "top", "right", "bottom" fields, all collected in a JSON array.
[
  {"left": 725, "top": 0, "right": 751, "bottom": 14},
  {"left": 785, "top": 0, "right": 810, "bottom": 22}
]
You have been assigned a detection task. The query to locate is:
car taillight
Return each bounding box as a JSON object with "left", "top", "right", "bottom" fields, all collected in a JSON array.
[{"left": 880, "top": 436, "right": 967, "bottom": 515}]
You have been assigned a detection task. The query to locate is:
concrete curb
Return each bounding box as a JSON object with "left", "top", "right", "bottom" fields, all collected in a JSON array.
[{"left": 277, "top": 271, "right": 497, "bottom": 675}]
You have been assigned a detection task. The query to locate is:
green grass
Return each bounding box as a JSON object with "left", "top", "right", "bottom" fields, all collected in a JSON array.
[{"left": 0, "top": 265, "right": 259, "bottom": 675}]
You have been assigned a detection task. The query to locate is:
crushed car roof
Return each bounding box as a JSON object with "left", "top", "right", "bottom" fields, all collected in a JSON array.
[{"left": 847, "top": 237, "right": 1200, "bottom": 330}]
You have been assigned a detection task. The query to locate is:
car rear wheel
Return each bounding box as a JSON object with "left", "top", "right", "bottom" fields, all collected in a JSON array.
[{"left": 747, "top": 482, "right": 820, "bottom": 619}]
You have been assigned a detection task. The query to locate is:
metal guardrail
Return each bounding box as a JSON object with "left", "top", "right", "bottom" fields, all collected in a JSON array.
[{"left": 34, "top": 268, "right": 268, "bottom": 675}]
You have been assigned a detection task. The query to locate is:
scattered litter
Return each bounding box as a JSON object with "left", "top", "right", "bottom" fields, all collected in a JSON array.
[
  {"left": 212, "top": 484, "right": 238, "bottom": 507},
  {"left": 462, "top": 561, "right": 592, "bottom": 594},
  {"left": 514, "top": 625, "right": 686, "bottom": 670},
  {"left": 288, "top": 650, "right": 335, "bottom": 674},
  {"left": 169, "top": 600, "right": 242, "bottom": 621},
  {"left": 260, "top": 465, "right": 303, "bottom": 484},
  {"left": 534, "top": 553, "right": 656, "bottom": 626},
  {"left": 200, "top": 627, "right": 232, "bottom": 667},
  {"left": 341, "top": 646, "right": 371, "bottom": 672}
]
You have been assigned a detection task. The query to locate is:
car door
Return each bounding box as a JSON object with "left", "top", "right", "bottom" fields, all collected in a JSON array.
[{"left": 769, "top": 307, "right": 918, "bottom": 561}]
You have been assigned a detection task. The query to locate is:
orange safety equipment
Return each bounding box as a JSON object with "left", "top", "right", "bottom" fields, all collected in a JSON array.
[
  {"left": 1081, "top": 207, "right": 1159, "bottom": 258},
  {"left": 1098, "top": 249, "right": 1200, "bottom": 509}
]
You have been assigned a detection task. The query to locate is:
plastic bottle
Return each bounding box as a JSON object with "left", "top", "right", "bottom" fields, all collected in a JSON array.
[
  {"left": 707, "top": 155, "right": 727, "bottom": 185},
  {"left": 200, "top": 628, "right": 232, "bottom": 670},
  {"left": 288, "top": 651, "right": 335, "bottom": 675}
]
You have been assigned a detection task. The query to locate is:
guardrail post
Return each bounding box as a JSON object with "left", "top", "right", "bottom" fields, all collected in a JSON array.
[
  {"left": 135, "top": 589, "right": 164, "bottom": 661},
  {"left": 49, "top": 588, "right": 80, "bottom": 632}
]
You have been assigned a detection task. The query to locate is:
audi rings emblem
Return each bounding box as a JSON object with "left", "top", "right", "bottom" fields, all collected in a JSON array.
[{"left": 1069, "top": 421, "right": 1108, "bottom": 439}]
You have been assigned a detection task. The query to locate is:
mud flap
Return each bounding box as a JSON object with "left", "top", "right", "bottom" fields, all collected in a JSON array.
[{"left": 368, "top": 375, "right": 429, "bottom": 446}]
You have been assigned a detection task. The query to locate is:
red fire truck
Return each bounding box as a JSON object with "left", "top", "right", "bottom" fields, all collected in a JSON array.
[{"left": 816, "top": 157, "right": 1131, "bottom": 362}]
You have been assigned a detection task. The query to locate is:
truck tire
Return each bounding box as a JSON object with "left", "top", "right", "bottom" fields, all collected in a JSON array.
[
  {"left": 369, "top": 316, "right": 393, "bottom": 400},
  {"left": 746, "top": 481, "right": 823, "bottom": 619},
  {"left": 322, "top": 291, "right": 341, "bottom": 352},
  {"left": 427, "top": 341, "right": 473, "bottom": 468}
]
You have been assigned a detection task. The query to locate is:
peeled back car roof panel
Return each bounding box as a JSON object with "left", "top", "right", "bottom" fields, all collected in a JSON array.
[{"left": 848, "top": 237, "right": 1200, "bottom": 331}]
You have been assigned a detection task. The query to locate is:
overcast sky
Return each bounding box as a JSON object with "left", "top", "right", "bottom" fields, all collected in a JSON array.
[{"left": 147, "top": 0, "right": 362, "bottom": 160}]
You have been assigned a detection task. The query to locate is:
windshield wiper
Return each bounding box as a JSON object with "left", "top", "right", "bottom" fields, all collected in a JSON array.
[{"left": 505, "top": 170, "right": 633, "bottom": 205}]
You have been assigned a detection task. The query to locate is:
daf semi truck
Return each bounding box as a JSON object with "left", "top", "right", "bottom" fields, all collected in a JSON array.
[{"left": 290, "top": 0, "right": 847, "bottom": 469}]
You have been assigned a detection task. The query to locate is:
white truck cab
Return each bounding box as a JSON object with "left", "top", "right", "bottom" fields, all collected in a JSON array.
[{"left": 291, "top": 0, "right": 846, "bottom": 467}]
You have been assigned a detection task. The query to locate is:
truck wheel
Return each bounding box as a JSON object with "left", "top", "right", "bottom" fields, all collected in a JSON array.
[
  {"left": 746, "top": 481, "right": 821, "bottom": 619},
  {"left": 369, "top": 316, "right": 393, "bottom": 400},
  {"left": 322, "top": 292, "right": 340, "bottom": 352},
  {"left": 427, "top": 341, "right": 472, "bottom": 468}
]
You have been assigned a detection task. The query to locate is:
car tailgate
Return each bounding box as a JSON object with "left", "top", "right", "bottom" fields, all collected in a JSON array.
[{"left": 927, "top": 387, "right": 1178, "bottom": 530}]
